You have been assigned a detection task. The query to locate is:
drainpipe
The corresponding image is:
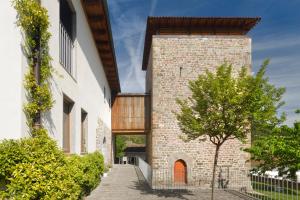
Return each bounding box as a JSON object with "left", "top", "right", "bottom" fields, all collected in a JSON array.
[{"left": 33, "top": 28, "right": 41, "bottom": 130}]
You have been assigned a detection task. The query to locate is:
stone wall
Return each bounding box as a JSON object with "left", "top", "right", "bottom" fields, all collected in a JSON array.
[
  {"left": 148, "top": 35, "right": 252, "bottom": 188},
  {"left": 96, "top": 117, "right": 112, "bottom": 164}
]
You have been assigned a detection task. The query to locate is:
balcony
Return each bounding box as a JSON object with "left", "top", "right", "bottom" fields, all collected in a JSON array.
[{"left": 59, "top": 22, "right": 74, "bottom": 77}]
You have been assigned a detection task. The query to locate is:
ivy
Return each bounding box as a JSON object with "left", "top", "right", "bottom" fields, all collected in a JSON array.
[{"left": 13, "top": 0, "right": 53, "bottom": 136}]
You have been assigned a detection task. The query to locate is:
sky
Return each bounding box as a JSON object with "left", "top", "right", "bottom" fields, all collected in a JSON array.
[{"left": 107, "top": 0, "right": 300, "bottom": 126}]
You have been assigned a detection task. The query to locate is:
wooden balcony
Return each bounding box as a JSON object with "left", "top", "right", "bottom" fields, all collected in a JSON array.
[{"left": 112, "top": 93, "right": 150, "bottom": 135}]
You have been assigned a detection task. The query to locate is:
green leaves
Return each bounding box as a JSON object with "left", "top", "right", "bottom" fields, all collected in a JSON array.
[
  {"left": 176, "top": 61, "right": 284, "bottom": 146},
  {"left": 0, "top": 135, "right": 80, "bottom": 199},
  {"left": 13, "top": 0, "right": 53, "bottom": 135},
  {"left": 116, "top": 136, "right": 127, "bottom": 158},
  {"left": 67, "top": 152, "right": 105, "bottom": 197},
  {"left": 0, "top": 136, "right": 105, "bottom": 199},
  {"left": 245, "top": 115, "right": 300, "bottom": 178}
]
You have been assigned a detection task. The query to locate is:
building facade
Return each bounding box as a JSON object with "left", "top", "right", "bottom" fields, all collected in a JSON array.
[
  {"left": 143, "top": 17, "right": 260, "bottom": 188},
  {"left": 0, "top": 0, "right": 120, "bottom": 164},
  {"left": 0, "top": 0, "right": 263, "bottom": 188}
]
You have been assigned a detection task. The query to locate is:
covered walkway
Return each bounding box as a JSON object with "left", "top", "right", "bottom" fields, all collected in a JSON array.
[{"left": 87, "top": 164, "right": 248, "bottom": 200}]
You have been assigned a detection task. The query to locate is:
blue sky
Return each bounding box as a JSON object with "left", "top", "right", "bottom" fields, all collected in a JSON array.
[{"left": 107, "top": 0, "right": 300, "bottom": 126}]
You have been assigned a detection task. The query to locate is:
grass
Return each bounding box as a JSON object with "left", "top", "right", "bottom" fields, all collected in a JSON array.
[{"left": 247, "top": 181, "right": 300, "bottom": 200}]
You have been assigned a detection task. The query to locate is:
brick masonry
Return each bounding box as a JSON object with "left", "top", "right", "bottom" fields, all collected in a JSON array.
[{"left": 146, "top": 35, "right": 252, "bottom": 188}]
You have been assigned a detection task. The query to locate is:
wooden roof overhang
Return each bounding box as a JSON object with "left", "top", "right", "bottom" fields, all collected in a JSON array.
[
  {"left": 142, "top": 17, "right": 261, "bottom": 70},
  {"left": 81, "top": 0, "right": 120, "bottom": 93},
  {"left": 112, "top": 93, "right": 150, "bottom": 135}
]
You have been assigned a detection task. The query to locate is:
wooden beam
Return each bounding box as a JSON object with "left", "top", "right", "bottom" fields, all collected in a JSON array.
[
  {"left": 83, "top": 0, "right": 99, "bottom": 5},
  {"left": 93, "top": 28, "right": 106, "bottom": 35},
  {"left": 96, "top": 40, "right": 109, "bottom": 45},
  {"left": 88, "top": 14, "right": 104, "bottom": 22},
  {"left": 98, "top": 49, "right": 111, "bottom": 54},
  {"left": 112, "top": 130, "right": 149, "bottom": 135}
]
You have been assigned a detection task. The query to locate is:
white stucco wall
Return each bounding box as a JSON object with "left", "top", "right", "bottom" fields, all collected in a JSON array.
[
  {"left": 0, "top": 1, "right": 27, "bottom": 140},
  {"left": 0, "top": 1, "right": 113, "bottom": 162},
  {"left": 42, "top": 0, "right": 112, "bottom": 157}
]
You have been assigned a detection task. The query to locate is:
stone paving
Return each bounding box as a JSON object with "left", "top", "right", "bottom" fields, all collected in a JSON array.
[{"left": 87, "top": 164, "right": 249, "bottom": 200}]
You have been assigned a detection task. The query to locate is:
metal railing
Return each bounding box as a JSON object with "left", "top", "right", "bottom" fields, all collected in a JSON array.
[
  {"left": 135, "top": 159, "right": 300, "bottom": 199},
  {"left": 222, "top": 170, "right": 300, "bottom": 200},
  {"left": 59, "top": 22, "right": 74, "bottom": 76}
]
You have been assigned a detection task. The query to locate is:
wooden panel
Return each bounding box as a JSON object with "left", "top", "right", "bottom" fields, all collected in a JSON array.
[{"left": 112, "top": 94, "right": 150, "bottom": 134}]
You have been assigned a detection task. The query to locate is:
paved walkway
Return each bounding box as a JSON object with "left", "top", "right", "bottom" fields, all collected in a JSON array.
[{"left": 87, "top": 164, "right": 247, "bottom": 200}]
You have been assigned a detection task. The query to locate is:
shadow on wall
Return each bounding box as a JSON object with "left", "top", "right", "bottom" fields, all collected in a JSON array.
[
  {"left": 41, "top": 74, "right": 63, "bottom": 137},
  {"left": 21, "top": 40, "right": 59, "bottom": 137}
]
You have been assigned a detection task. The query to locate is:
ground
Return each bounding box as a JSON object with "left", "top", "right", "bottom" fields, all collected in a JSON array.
[{"left": 87, "top": 165, "right": 249, "bottom": 200}]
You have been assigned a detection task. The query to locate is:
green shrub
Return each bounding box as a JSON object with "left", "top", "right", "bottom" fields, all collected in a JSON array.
[
  {"left": 0, "top": 132, "right": 105, "bottom": 199},
  {"left": 0, "top": 139, "right": 25, "bottom": 182},
  {"left": 0, "top": 134, "right": 81, "bottom": 199},
  {"left": 68, "top": 152, "right": 105, "bottom": 197}
]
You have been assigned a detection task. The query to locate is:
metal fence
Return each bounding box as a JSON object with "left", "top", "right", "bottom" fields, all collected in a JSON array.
[
  {"left": 232, "top": 174, "right": 300, "bottom": 200},
  {"left": 135, "top": 159, "right": 300, "bottom": 199},
  {"left": 59, "top": 22, "right": 74, "bottom": 76}
]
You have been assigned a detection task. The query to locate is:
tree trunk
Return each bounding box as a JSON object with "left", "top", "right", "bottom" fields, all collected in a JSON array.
[{"left": 211, "top": 144, "right": 220, "bottom": 200}]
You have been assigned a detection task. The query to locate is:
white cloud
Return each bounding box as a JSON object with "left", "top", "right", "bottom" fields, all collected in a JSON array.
[
  {"left": 253, "top": 35, "right": 300, "bottom": 52},
  {"left": 109, "top": 0, "right": 157, "bottom": 92},
  {"left": 252, "top": 34, "right": 300, "bottom": 127}
]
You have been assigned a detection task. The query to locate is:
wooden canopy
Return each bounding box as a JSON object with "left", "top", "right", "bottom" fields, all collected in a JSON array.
[
  {"left": 81, "top": 0, "right": 120, "bottom": 93},
  {"left": 142, "top": 17, "right": 261, "bottom": 70}
]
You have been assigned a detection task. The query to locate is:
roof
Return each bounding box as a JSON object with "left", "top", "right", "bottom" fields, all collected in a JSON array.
[
  {"left": 81, "top": 0, "right": 120, "bottom": 92},
  {"left": 124, "top": 146, "right": 146, "bottom": 153},
  {"left": 142, "top": 16, "right": 261, "bottom": 70}
]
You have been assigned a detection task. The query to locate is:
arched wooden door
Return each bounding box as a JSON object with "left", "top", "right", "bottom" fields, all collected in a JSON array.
[{"left": 174, "top": 159, "right": 187, "bottom": 184}]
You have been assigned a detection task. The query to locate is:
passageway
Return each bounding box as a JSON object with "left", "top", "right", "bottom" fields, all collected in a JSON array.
[{"left": 87, "top": 165, "right": 248, "bottom": 200}]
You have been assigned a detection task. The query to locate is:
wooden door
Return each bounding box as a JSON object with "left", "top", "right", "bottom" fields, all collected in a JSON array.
[
  {"left": 174, "top": 160, "right": 187, "bottom": 184},
  {"left": 63, "top": 101, "right": 71, "bottom": 153}
]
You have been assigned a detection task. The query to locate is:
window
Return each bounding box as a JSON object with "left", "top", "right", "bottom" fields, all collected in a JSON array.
[
  {"left": 81, "top": 110, "right": 88, "bottom": 154},
  {"left": 59, "top": 0, "right": 76, "bottom": 76},
  {"left": 63, "top": 97, "right": 73, "bottom": 153}
]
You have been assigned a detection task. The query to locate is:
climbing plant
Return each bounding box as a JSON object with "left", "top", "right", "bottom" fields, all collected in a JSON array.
[{"left": 13, "top": 0, "right": 53, "bottom": 136}]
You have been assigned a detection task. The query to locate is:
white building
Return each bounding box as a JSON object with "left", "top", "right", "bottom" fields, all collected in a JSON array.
[{"left": 0, "top": 0, "right": 120, "bottom": 164}]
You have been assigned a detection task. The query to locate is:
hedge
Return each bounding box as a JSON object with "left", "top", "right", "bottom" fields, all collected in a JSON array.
[{"left": 0, "top": 133, "right": 105, "bottom": 199}]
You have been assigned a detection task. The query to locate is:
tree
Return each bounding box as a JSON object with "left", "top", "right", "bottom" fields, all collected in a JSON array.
[
  {"left": 175, "top": 61, "right": 284, "bottom": 200},
  {"left": 245, "top": 110, "right": 300, "bottom": 178},
  {"left": 116, "top": 136, "right": 126, "bottom": 159}
]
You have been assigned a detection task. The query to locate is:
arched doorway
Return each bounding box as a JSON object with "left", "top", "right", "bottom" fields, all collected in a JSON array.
[{"left": 174, "top": 159, "right": 187, "bottom": 184}]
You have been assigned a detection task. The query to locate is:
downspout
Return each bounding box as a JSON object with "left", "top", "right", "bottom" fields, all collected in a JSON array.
[{"left": 33, "top": 26, "right": 41, "bottom": 129}]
